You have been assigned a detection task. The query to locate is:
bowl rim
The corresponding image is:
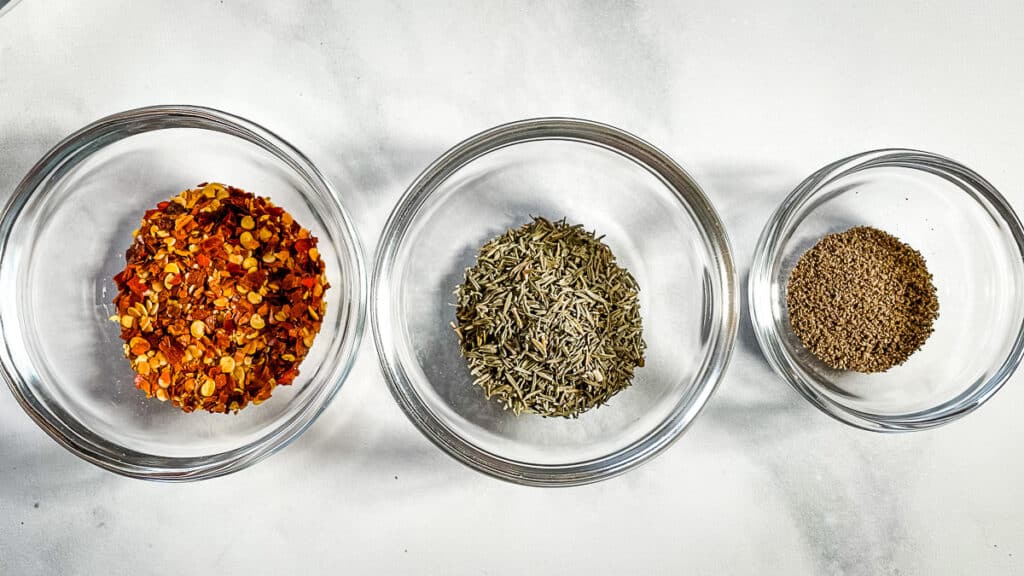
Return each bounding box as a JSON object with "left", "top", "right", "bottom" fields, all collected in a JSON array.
[
  {"left": 0, "top": 104, "right": 367, "bottom": 481},
  {"left": 371, "top": 117, "right": 738, "bottom": 486},
  {"left": 749, "top": 148, "right": 1024, "bottom": 432},
  {"left": 0, "top": 0, "right": 22, "bottom": 18}
]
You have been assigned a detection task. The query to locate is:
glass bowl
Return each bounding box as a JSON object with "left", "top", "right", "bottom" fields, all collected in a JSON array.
[
  {"left": 0, "top": 105, "right": 366, "bottom": 480},
  {"left": 372, "top": 118, "right": 738, "bottom": 486},
  {"left": 750, "top": 149, "right": 1024, "bottom": 431}
]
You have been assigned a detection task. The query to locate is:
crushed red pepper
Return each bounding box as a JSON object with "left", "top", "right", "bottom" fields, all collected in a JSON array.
[{"left": 112, "top": 183, "right": 329, "bottom": 413}]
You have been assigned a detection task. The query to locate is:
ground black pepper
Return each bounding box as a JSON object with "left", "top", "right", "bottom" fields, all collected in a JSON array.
[{"left": 786, "top": 226, "right": 939, "bottom": 373}]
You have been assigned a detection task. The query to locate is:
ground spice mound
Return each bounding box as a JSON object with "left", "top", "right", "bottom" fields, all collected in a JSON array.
[
  {"left": 112, "top": 183, "right": 329, "bottom": 413},
  {"left": 786, "top": 226, "right": 938, "bottom": 373},
  {"left": 453, "top": 217, "right": 646, "bottom": 418}
]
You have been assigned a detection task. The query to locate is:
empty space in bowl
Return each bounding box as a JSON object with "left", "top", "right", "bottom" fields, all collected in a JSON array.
[
  {"left": 3, "top": 127, "right": 352, "bottom": 459},
  {"left": 387, "top": 139, "right": 718, "bottom": 465},
  {"left": 770, "top": 163, "right": 1024, "bottom": 418}
]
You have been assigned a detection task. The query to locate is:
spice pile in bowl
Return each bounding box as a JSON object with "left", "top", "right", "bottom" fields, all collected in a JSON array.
[
  {"left": 112, "top": 183, "right": 329, "bottom": 413},
  {"left": 452, "top": 217, "right": 646, "bottom": 418},
  {"left": 786, "top": 226, "right": 939, "bottom": 373}
]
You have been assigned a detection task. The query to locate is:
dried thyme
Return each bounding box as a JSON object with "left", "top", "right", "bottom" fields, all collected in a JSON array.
[
  {"left": 452, "top": 217, "right": 646, "bottom": 418},
  {"left": 786, "top": 226, "right": 939, "bottom": 373}
]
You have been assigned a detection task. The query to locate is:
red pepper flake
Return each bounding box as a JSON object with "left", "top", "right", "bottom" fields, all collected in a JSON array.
[
  {"left": 126, "top": 276, "right": 147, "bottom": 295},
  {"left": 112, "top": 183, "right": 330, "bottom": 414}
]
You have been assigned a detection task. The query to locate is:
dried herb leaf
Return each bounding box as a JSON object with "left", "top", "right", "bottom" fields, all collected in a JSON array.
[{"left": 454, "top": 217, "right": 646, "bottom": 418}]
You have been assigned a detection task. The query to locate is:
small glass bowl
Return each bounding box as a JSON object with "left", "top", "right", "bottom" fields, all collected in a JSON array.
[
  {"left": 0, "top": 105, "right": 366, "bottom": 480},
  {"left": 372, "top": 118, "right": 738, "bottom": 486},
  {"left": 750, "top": 149, "right": 1024, "bottom": 431}
]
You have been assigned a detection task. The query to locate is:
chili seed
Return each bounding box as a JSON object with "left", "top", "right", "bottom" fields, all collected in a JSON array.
[
  {"left": 129, "top": 336, "right": 150, "bottom": 355},
  {"left": 200, "top": 377, "right": 216, "bottom": 398},
  {"left": 239, "top": 231, "right": 259, "bottom": 250}
]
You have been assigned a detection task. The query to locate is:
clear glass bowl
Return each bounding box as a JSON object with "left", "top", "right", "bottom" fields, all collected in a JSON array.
[
  {"left": 372, "top": 118, "right": 738, "bottom": 486},
  {"left": 0, "top": 105, "right": 366, "bottom": 480},
  {"left": 750, "top": 149, "right": 1024, "bottom": 431}
]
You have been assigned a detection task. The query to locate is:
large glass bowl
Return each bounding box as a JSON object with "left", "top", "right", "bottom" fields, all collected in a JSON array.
[
  {"left": 749, "top": 149, "right": 1024, "bottom": 431},
  {"left": 372, "top": 118, "right": 738, "bottom": 486},
  {"left": 0, "top": 105, "right": 366, "bottom": 480}
]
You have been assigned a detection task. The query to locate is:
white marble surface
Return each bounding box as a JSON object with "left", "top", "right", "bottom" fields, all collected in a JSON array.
[{"left": 1, "top": 1, "right": 1022, "bottom": 574}]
